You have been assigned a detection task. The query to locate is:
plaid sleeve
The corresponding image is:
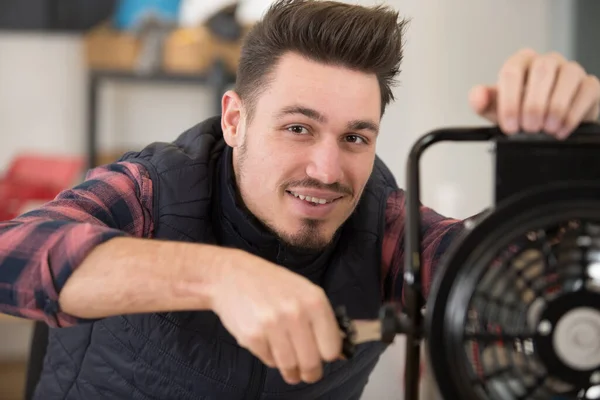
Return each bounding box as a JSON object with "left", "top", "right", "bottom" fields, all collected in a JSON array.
[
  {"left": 0, "top": 162, "right": 154, "bottom": 327},
  {"left": 381, "top": 189, "right": 466, "bottom": 303}
]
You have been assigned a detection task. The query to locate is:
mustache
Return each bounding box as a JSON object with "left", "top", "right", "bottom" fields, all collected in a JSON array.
[{"left": 284, "top": 178, "right": 353, "bottom": 196}]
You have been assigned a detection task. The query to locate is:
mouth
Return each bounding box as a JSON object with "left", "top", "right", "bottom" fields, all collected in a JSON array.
[{"left": 285, "top": 190, "right": 343, "bottom": 206}]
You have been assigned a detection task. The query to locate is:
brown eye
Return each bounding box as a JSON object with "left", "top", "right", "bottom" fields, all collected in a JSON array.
[
  {"left": 345, "top": 134, "right": 366, "bottom": 144},
  {"left": 287, "top": 125, "right": 309, "bottom": 135}
]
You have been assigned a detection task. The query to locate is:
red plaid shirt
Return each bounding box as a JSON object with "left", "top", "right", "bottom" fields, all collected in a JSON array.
[{"left": 0, "top": 162, "right": 462, "bottom": 327}]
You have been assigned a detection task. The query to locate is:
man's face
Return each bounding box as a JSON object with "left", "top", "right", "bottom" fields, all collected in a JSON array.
[{"left": 222, "top": 52, "right": 381, "bottom": 250}]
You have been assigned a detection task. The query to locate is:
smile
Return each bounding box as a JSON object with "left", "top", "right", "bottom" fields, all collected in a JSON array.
[{"left": 286, "top": 190, "right": 342, "bottom": 205}]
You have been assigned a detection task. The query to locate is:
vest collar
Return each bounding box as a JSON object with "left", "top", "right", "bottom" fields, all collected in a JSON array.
[{"left": 215, "top": 145, "right": 338, "bottom": 283}]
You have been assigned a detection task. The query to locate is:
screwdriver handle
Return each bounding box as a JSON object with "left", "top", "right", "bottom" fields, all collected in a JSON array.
[{"left": 335, "top": 302, "right": 414, "bottom": 359}]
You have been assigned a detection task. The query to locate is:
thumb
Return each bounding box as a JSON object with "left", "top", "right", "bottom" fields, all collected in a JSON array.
[{"left": 469, "top": 84, "right": 498, "bottom": 123}]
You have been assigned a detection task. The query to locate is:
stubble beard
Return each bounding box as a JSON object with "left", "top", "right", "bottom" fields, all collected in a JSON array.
[{"left": 235, "top": 142, "right": 333, "bottom": 251}]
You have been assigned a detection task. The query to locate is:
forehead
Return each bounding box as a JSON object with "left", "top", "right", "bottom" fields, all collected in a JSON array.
[{"left": 255, "top": 52, "right": 381, "bottom": 123}]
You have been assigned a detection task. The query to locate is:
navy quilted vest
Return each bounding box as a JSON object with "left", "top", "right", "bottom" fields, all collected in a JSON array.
[{"left": 34, "top": 116, "right": 400, "bottom": 399}]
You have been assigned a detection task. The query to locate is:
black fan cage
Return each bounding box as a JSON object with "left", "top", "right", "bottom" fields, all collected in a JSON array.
[{"left": 426, "top": 187, "right": 600, "bottom": 400}]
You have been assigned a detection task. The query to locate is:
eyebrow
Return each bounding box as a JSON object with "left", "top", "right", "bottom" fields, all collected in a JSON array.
[
  {"left": 276, "top": 105, "right": 379, "bottom": 135},
  {"left": 348, "top": 119, "right": 379, "bottom": 135},
  {"left": 277, "top": 105, "right": 326, "bottom": 123}
]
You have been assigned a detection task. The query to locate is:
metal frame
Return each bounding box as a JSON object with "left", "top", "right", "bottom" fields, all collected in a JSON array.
[
  {"left": 86, "top": 60, "right": 235, "bottom": 168},
  {"left": 403, "top": 123, "right": 600, "bottom": 400},
  {"left": 404, "top": 126, "right": 501, "bottom": 400}
]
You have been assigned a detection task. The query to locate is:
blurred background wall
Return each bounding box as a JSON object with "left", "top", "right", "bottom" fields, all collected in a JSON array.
[{"left": 0, "top": 1, "right": 597, "bottom": 399}]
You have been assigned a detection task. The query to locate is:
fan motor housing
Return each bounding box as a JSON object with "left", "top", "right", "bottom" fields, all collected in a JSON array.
[{"left": 495, "top": 137, "right": 600, "bottom": 204}]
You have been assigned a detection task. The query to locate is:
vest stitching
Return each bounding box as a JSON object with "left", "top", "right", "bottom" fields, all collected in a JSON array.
[
  {"left": 94, "top": 325, "right": 213, "bottom": 400},
  {"left": 154, "top": 313, "right": 221, "bottom": 341},
  {"left": 52, "top": 333, "right": 77, "bottom": 364},
  {"left": 112, "top": 317, "right": 242, "bottom": 390},
  {"left": 93, "top": 346, "right": 198, "bottom": 400},
  {"left": 44, "top": 352, "right": 69, "bottom": 394},
  {"left": 91, "top": 349, "right": 169, "bottom": 400},
  {"left": 62, "top": 331, "right": 93, "bottom": 400},
  {"left": 43, "top": 335, "right": 76, "bottom": 394},
  {"left": 159, "top": 200, "right": 212, "bottom": 211},
  {"left": 158, "top": 220, "right": 197, "bottom": 239},
  {"left": 155, "top": 161, "right": 209, "bottom": 175},
  {"left": 76, "top": 377, "right": 134, "bottom": 399}
]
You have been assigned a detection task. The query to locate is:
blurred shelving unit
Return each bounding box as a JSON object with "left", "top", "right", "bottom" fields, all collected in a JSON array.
[{"left": 86, "top": 60, "right": 236, "bottom": 168}]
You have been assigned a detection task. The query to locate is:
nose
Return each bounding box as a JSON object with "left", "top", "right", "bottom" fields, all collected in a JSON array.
[{"left": 305, "top": 139, "right": 344, "bottom": 185}]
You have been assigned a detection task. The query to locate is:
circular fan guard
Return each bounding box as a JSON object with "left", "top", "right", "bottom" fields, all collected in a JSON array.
[{"left": 426, "top": 185, "right": 600, "bottom": 400}]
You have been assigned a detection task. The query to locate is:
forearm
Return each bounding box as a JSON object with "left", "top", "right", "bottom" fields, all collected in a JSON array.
[{"left": 58, "top": 237, "right": 231, "bottom": 320}]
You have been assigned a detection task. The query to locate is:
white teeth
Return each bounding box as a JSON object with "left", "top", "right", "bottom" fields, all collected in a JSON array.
[{"left": 290, "top": 191, "right": 331, "bottom": 204}]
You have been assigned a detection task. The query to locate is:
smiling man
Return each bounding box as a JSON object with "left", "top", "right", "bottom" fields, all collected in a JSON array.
[
  {"left": 225, "top": 52, "right": 381, "bottom": 251},
  {"left": 0, "top": 1, "right": 599, "bottom": 399}
]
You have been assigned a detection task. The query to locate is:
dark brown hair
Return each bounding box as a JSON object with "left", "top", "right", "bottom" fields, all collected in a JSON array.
[{"left": 235, "top": 0, "right": 408, "bottom": 118}]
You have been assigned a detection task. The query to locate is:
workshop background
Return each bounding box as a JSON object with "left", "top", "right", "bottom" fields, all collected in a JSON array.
[{"left": 0, "top": 1, "right": 598, "bottom": 399}]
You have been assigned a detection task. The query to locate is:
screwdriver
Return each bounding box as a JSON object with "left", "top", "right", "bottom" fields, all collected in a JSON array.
[{"left": 335, "top": 303, "right": 418, "bottom": 359}]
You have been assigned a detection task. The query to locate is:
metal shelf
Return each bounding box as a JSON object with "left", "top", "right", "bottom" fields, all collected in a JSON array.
[{"left": 87, "top": 60, "right": 236, "bottom": 168}]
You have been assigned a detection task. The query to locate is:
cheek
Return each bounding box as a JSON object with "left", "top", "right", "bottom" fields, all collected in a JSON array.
[
  {"left": 258, "top": 142, "right": 306, "bottom": 179},
  {"left": 346, "top": 155, "right": 376, "bottom": 192},
  {"left": 242, "top": 145, "right": 298, "bottom": 193}
]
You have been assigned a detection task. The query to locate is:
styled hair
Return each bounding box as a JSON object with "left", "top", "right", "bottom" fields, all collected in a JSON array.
[{"left": 235, "top": 0, "right": 408, "bottom": 118}]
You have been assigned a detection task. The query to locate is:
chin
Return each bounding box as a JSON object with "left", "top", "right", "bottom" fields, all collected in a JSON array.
[
  {"left": 283, "top": 235, "right": 331, "bottom": 251},
  {"left": 277, "top": 220, "right": 337, "bottom": 251}
]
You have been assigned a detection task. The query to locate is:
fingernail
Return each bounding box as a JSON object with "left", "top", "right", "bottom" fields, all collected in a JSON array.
[
  {"left": 557, "top": 128, "right": 570, "bottom": 139},
  {"left": 545, "top": 117, "right": 561, "bottom": 133},
  {"left": 523, "top": 116, "right": 540, "bottom": 132},
  {"left": 505, "top": 118, "right": 519, "bottom": 133}
]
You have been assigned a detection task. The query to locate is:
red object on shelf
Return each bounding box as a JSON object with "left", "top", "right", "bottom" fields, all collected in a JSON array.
[{"left": 0, "top": 154, "right": 85, "bottom": 221}]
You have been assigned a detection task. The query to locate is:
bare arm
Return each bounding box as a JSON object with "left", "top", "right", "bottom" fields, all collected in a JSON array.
[
  {"left": 0, "top": 159, "right": 343, "bottom": 385},
  {"left": 62, "top": 233, "right": 344, "bottom": 387},
  {"left": 0, "top": 161, "right": 238, "bottom": 325},
  {"left": 58, "top": 236, "right": 230, "bottom": 319}
]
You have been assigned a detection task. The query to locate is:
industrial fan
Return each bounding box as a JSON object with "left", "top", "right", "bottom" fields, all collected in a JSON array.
[{"left": 337, "top": 123, "right": 600, "bottom": 400}]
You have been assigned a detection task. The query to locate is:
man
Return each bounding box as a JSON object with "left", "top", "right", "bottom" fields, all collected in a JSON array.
[{"left": 0, "top": 1, "right": 599, "bottom": 399}]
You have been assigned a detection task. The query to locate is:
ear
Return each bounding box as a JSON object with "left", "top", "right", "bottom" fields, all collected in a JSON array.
[{"left": 221, "top": 90, "right": 244, "bottom": 148}]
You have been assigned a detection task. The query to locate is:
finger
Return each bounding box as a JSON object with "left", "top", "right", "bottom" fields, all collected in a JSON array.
[
  {"left": 544, "top": 61, "right": 587, "bottom": 135},
  {"left": 557, "top": 75, "right": 600, "bottom": 139},
  {"left": 308, "top": 295, "right": 342, "bottom": 362},
  {"left": 254, "top": 341, "right": 276, "bottom": 369},
  {"left": 268, "top": 325, "right": 301, "bottom": 384},
  {"left": 497, "top": 48, "right": 537, "bottom": 134},
  {"left": 469, "top": 85, "right": 498, "bottom": 123},
  {"left": 584, "top": 85, "right": 600, "bottom": 122},
  {"left": 521, "top": 52, "right": 564, "bottom": 132},
  {"left": 238, "top": 331, "right": 276, "bottom": 368},
  {"left": 288, "top": 318, "right": 323, "bottom": 383}
]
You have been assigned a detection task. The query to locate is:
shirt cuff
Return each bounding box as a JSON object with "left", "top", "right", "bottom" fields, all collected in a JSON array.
[{"left": 44, "top": 223, "right": 129, "bottom": 327}]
